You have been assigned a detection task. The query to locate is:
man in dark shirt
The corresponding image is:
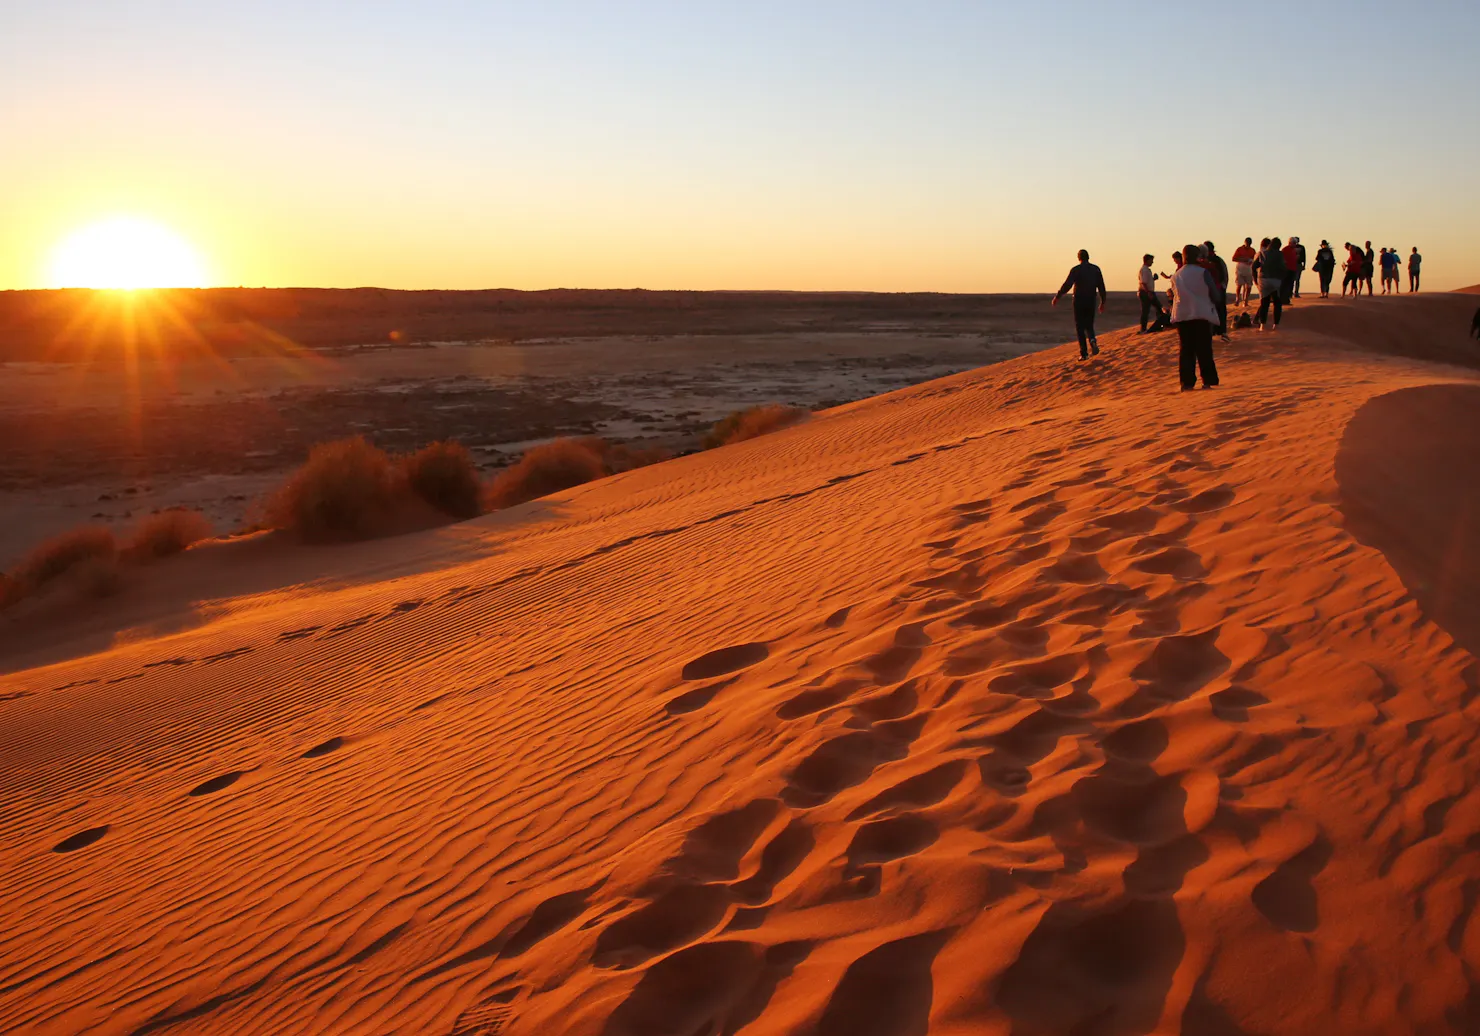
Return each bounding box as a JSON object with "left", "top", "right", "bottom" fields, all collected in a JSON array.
[
  {"left": 1052, "top": 249, "right": 1108, "bottom": 360},
  {"left": 1363, "top": 241, "right": 1376, "bottom": 297}
]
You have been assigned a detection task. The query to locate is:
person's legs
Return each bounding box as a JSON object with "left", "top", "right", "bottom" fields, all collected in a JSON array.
[
  {"left": 1194, "top": 321, "right": 1218, "bottom": 385},
  {"left": 1255, "top": 291, "right": 1271, "bottom": 327},
  {"left": 1215, "top": 296, "right": 1228, "bottom": 337},
  {"left": 1320, "top": 270, "right": 1332, "bottom": 296},
  {"left": 1271, "top": 293, "right": 1283, "bottom": 327},
  {"left": 1413, "top": 271, "right": 1420, "bottom": 292},
  {"left": 1139, "top": 291, "right": 1153, "bottom": 332},
  {"left": 1076, "top": 300, "right": 1099, "bottom": 354},
  {"left": 1293, "top": 269, "right": 1302, "bottom": 298},
  {"left": 1176, "top": 322, "right": 1197, "bottom": 388}
]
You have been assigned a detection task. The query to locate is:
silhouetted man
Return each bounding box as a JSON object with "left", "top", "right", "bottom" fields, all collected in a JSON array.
[
  {"left": 1363, "top": 241, "right": 1376, "bottom": 296},
  {"left": 1052, "top": 249, "right": 1107, "bottom": 359},
  {"left": 1410, "top": 248, "right": 1423, "bottom": 292}
]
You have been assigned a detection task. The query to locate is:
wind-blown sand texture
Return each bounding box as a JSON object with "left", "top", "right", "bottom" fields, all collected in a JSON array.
[{"left": 3, "top": 294, "right": 1479, "bottom": 1035}]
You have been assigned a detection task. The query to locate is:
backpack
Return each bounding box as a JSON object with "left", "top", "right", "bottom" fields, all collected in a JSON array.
[{"left": 1234, "top": 312, "right": 1254, "bottom": 330}]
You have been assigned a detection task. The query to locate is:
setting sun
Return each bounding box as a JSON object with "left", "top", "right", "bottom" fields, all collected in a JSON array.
[{"left": 47, "top": 216, "right": 209, "bottom": 290}]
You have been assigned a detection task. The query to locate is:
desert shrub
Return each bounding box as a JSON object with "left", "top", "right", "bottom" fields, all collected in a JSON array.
[
  {"left": 126, "top": 508, "right": 214, "bottom": 560},
  {"left": 702, "top": 404, "right": 808, "bottom": 449},
  {"left": 484, "top": 437, "right": 608, "bottom": 510},
  {"left": 2, "top": 525, "right": 119, "bottom": 608},
  {"left": 401, "top": 441, "right": 483, "bottom": 520},
  {"left": 264, "top": 436, "right": 398, "bottom": 541}
]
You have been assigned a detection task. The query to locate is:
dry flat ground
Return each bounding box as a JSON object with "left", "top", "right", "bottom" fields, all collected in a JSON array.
[
  {"left": 0, "top": 290, "right": 1115, "bottom": 567},
  {"left": 2, "top": 294, "right": 1480, "bottom": 1035}
]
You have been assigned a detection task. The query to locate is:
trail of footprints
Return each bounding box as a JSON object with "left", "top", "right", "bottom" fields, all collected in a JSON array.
[{"left": 440, "top": 452, "right": 1326, "bottom": 1033}]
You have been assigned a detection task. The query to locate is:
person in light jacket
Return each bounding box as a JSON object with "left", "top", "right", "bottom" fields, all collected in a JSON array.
[{"left": 1171, "top": 243, "right": 1221, "bottom": 391}]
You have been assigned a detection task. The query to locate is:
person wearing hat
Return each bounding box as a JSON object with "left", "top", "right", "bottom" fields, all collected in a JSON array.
[
  {"left": 1312, "top": 240, "right": 1337, "bottom": 297},
  {"left": 1137, "top": 253, "right": 1166, "bottom": 333}
]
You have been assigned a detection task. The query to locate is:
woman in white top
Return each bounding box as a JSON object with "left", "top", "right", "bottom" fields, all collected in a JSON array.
[{"left": 1170, "top": 243, "right": 1222, "bottom": 391}]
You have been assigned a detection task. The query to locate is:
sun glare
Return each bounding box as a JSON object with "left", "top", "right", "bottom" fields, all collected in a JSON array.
[{"left": 48, "top": 216, "right": 209, "bottom": 290}]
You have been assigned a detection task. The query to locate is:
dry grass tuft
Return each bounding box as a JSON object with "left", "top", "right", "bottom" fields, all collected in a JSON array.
[
  {"left": 264, "top": 436, "right": 399, "bottom": 542},
  {"left": 2, "top": 526, "right": 119, "bottom": 608},
  {"left": 401, "top": 441, "right": 483, "bottom": 520},
  {"left": 703, "top": 404, "right": 808, "bottom": 449},
  {"left": 483, "top": 437, "right": 668, "bottom": 511},
  {"left": 126, "top": 508, "right": 214, "bottom": 560},
  {"left": 484, "top": 438, "right": 608, "bottom": 510}
]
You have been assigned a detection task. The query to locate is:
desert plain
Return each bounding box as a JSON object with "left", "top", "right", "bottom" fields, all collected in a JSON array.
[{"left": 3, "top": 288, "right": 1480, "bottom": 1035}]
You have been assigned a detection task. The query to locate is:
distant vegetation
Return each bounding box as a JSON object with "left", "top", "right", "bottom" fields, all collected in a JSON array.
[
  {"left": 1, "top": 509, "right": 213, "bottom": 610},
  {"left": 703, "top": 405, "right": 809, "bottom": 449},
  {"left": 2, "top": 401, "right": 807, "bottom": 608}
]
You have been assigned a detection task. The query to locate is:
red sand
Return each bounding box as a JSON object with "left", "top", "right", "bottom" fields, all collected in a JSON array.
[{"left": 2, "top": 294, "right": 1479, "bottom": 1035}]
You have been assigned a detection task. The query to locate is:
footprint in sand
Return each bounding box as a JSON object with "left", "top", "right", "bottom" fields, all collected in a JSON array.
[
  {"left": 301, "top": 737, "right": 345, "bottom": 759},
  {"left": 188, "top": 771, "right": 247, "bottom": 797},
  {"left": 814, "top": 930, "right": 953, "bottom": 1036},
  {"left": 681, "top": 643, "right": 769, "bottom": 681},
  {"left": 783, "top": 730, "right": 911, "bottom": 808},
  {"left": 53, "top": 825, "right": 110, "bottom": 853},
  {"left": 591, "top": 883, "right": 732, "bottom": 969}
]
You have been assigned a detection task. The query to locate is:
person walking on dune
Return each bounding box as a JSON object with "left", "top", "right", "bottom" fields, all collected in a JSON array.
[
  {"left": 1052, "top": 249, "right": 1107, "bottom": 360},
  {"left": 1232, "top": 237, "right": 1257, "bottom": 308},
  {"left": 1313, "top": 240, "right": 1336, "bottom": 297},
  {"left": 1363, "top": 241, "right": 1376, "bottom": 296},
  {"left": 1409, "top": 247, "right": 1423, "bottom": 292},
  {"left": 1290, "top": 237, "right": 1307, "bottom": 298},
  {"left": 1255, "top": 237, "right": 1288, "bottom": 331},
  {"left": 1138, "top": 254, "right": 1166, "bottom": 333},
  {"left": 1171, "top": 244, "right": 1221, "bottom": 390}
]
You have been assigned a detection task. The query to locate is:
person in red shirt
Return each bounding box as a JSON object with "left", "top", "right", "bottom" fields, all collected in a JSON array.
[
  {"left": 1280, "top": 239, "right": 1301, "bottom": 305},
  {"left": 1231, "top": 238, "right": 1257, "bottom": 308}
]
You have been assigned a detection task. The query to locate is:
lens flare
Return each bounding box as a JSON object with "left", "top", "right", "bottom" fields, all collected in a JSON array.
[{"left": 48, "top": 216, "right": 209, "bottom": 289}]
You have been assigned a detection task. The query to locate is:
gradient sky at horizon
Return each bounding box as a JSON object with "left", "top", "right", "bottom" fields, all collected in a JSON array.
[{"left": 4, "top": 1, "right": 1478, "bottom": 292}]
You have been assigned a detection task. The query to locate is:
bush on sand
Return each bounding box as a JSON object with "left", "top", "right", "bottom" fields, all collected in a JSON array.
[
  {"left": 703, "top": 404, "right": 808, "bottom": 450},
  {"left": 264, "top": 436, "right": 399, "bottom": 542},
  {"left": 125, "top": 508, "right": 214, "bottom": 560},
  {"left": 401, "top": 441, "right": 483, "bottom": 520},
  {"left": 483, "top": 437, "right": 668, "bottom": 511},
  {"left": 2, "top": 525, "right": 119, "bottom": 608}
]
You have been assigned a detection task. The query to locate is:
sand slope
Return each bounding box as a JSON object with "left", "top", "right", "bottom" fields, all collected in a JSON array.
[{"left": 3, "top": 296, "right": 1480, "bottom": 1035}]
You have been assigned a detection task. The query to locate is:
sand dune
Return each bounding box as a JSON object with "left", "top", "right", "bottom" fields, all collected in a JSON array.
[{"left": 3, "top": 295, "right": 1480, "bottom": 1034}]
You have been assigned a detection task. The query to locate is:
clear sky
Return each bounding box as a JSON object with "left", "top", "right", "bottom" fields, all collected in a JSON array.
[{"left": 4, "top": 1, "right": 1478, "bottom": 292}]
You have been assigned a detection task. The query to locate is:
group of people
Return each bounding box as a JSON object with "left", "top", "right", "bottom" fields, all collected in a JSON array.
[
  {"left": 1330, "top": 241, "right": 1423, "bottom": 296},
  {"left": 1051, "top": 237, "right": 1429, "bottom": 393}
]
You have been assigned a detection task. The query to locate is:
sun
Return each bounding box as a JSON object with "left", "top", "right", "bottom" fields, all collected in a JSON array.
[{"left": 48, "top": 216, "right": 209, "bottom": 289}]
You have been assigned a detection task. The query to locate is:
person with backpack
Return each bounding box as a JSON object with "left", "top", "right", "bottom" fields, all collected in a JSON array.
[
  {"left": 1137, "top": 254, "right": 1167, "bottom": 333},
  {"left": 1051, "top": 248, "right": 1107, "bottom": 360},
  {"left": 1313, "top": 240, "right": 1337, "bottom": 297},
  {"left": 1409, "top": 247, "right": 1423, "bottom": 292},
  {"left": 1255, "top": 236, "right": 1288, "bottom": 331},
  {"left": 1171, "top": 243, "right": 1222, "bottom": 390},
  {"left": 1232, "top": 237, "right": 1257, "bottom": 308}
]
